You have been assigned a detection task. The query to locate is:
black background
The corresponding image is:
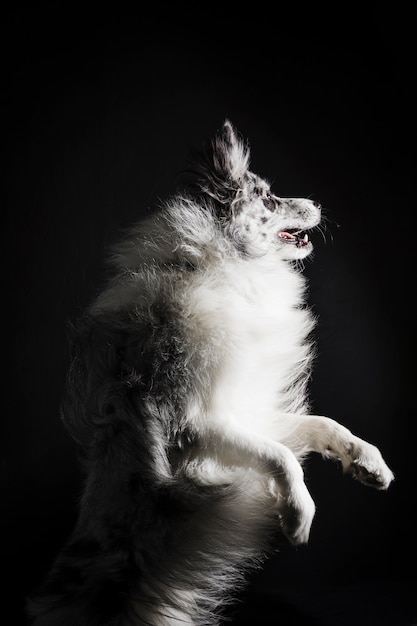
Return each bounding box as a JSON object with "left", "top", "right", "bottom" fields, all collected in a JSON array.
[{"left": 2, "top": 4, "right": 416, "bottom": 625}]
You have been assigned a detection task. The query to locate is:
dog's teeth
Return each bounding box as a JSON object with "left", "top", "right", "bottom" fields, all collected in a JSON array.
[{"left": 303, "top": 234, "right": 308, "bottom": 242}]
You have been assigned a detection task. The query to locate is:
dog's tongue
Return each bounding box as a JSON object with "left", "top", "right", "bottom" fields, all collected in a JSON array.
[
  {"left": 279, "top": 231, "right": 297, "bottom": 240},
  {"left": 278, "top": 231, "right": 310, "bottom": 247}
]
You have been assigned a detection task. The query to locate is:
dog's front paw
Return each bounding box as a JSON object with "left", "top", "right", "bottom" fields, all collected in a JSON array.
[
  {"left": 275, "top": 479, "right": 316, "bottom": 545},
  {"left": 344, "top": 440, "right": 394, "bottom": 490}
]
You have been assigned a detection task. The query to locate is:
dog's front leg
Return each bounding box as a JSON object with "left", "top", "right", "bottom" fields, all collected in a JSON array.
[
  {"left": 202, "top": 424, "right": 316, "bottom": 545},
  {"left": 279, "top": 415, "right": 394, "bottom": 489}
]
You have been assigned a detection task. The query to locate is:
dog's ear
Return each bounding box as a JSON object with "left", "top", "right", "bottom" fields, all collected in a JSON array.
[
  {"left": 183, "top": 120, "right": 251, "bottom": 206},
  {"left": 212, "top": 120, "right": 251, "bottom": 185}
]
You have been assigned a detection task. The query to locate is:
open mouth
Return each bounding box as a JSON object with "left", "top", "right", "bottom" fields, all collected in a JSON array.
[{"left": 278, "top": 229, "right": 310, "bottom": 248}]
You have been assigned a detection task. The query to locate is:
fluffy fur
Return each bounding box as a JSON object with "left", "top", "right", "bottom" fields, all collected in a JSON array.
[{"left": 27, "top": 120, "right": 394, "bottom": 625}]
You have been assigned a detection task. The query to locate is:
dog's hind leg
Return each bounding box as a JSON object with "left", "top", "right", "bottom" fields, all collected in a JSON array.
[{"left": 278, "top": 414, "right": 394, "bottom": 489}]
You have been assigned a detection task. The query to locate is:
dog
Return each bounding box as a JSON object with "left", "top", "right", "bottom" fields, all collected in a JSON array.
[{"left": 27, "top": 120, "right": 394, "bottom": 625}]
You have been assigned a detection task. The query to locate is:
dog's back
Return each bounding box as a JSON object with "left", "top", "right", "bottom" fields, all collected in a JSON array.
[{"left": 28, "top": 121, "right": 393, "bottom": 625}]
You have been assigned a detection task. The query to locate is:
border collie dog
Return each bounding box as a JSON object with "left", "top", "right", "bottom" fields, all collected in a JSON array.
[{"left": 28, "top": 120, "right": 394, "bottom": 625}]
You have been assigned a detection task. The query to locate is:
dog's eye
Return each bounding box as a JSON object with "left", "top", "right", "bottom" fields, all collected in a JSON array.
[{"left": 262, "top": 193, "right": 276, "bottom": 212}]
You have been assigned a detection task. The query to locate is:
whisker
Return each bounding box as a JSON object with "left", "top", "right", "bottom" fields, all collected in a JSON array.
[
  {"left": 313, "top": 211, "right": 340, "bottom": 246},
  {"left": 294, "top": 258, "right": 306, "bottom": 272},
  {"left": 317, "top": 224, "right": 329, "bottom": 244}
]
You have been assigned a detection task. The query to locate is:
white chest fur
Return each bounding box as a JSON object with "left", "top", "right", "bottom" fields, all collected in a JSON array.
[{"left": 185, "top": 255, "right": 315, "bottom": 436}]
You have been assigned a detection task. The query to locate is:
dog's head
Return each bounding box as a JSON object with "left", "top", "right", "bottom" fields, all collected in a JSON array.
[{"left": 189, "top": 120, "right": 321, "bottom": 260}]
